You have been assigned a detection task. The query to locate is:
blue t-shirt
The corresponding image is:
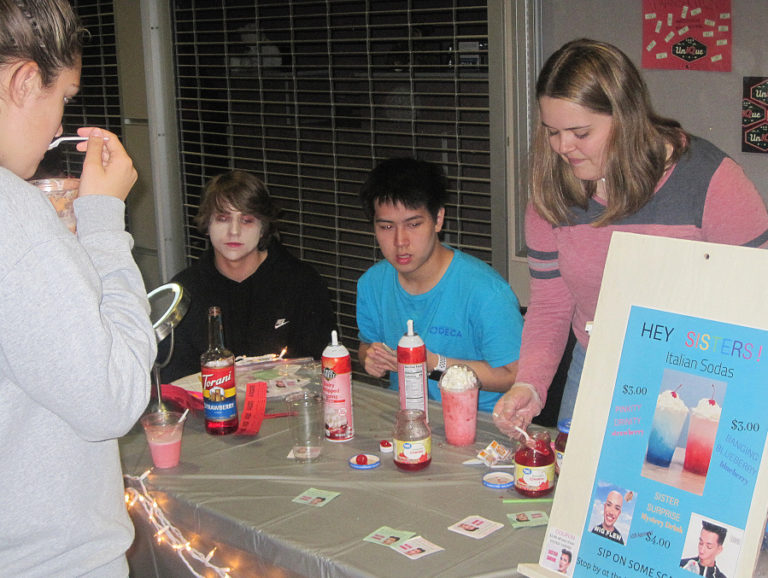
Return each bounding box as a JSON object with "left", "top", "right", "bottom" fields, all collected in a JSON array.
[{"left": 356, "top": 246, "right": 523, "bottom": 412}]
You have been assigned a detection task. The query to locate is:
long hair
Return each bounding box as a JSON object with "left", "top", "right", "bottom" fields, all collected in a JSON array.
[
  {"left": 530, "top": 38, "right": 688, "bottom": 226},
  {"left": 196, "top": 170, "right": 281, "bottom": 251},
  {"left": 0, "top": 0, "right": 87, "bottom": 87}
]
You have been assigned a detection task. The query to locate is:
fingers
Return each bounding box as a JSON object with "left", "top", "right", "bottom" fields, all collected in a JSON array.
[
  {"left": 82, "top": 127, "right": 108, "bottom": 169},
  {"left": 76, "top": 127, "right": 137, "bottom": 200},
  {"left": 492, "top": 387, "right": 538, "bottom": 439},
  {"left": 363, "top": 343, "right": 397, "bottom": 377}
]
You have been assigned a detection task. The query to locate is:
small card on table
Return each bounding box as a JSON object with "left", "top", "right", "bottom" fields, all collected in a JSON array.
[
  {"left": 292, "top": 488, "right": 339, "bottom": 507},
  {"left": 448, "top": 515, "right": 504, "bottom": 539}
]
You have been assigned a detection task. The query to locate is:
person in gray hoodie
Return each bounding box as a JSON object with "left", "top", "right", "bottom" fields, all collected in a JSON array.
[{"left": 0, "top": 1, "right": 156, "bottom": 575}]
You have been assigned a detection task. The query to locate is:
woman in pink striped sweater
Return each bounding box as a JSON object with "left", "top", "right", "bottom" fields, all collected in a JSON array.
[{"left": 492, "top": 38, "right": 768, "bottom": 438}]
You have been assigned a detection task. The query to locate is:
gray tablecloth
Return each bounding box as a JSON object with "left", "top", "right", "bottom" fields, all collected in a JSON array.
[{"left": 120, "top": 383, "right": 549, "bottom": 577}]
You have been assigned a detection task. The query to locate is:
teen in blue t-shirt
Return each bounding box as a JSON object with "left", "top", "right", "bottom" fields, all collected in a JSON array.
[{"left": 356, "top": 157, "right": 524, "bottom": 412}]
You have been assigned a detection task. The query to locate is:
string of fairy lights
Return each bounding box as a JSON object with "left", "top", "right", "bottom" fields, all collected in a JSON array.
[{"left": 124, "top": 470, "right": 231, "bottom": 577}]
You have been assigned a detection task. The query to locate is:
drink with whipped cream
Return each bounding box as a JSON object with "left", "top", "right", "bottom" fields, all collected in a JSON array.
[
  {"left": 438, "top": 365, "right": 479, "bottom": 446},
  {"left": 683, "top": 397, "right": 722, "bottom": 475},
  {"left": 646, "top": 389, "right": 689, "bottom": 467}
]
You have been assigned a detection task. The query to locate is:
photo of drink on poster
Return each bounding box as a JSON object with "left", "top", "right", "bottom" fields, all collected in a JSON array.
[{"left": 641, "top": 369, "right": 727, "bottom": 495}]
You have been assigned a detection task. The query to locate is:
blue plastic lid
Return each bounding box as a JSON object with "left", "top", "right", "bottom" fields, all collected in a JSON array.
[
  {"left": 348, "top": 454, "right": 381, "bottom": 470},
  {"left": 482, "top": 471, "right": 515, "bottom": 489}
]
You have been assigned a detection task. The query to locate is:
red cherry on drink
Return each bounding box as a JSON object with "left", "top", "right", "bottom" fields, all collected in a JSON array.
[
  {"left": 671, "top": 392, "right": 677, "bottom": 398},
  {"left": 356, "top": 454, "right": 368, "bottom": 465},
  {"left": 708, "top": 399, "right": 716, "bottom": 406}
]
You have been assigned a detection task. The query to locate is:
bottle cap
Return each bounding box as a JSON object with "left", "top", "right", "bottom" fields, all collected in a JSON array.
[
  {"left": 349, "top": 454, "right": 381, "bottom": 470},
  {"left": 482, "top": 471, "right": 515, "bottom": 489}
]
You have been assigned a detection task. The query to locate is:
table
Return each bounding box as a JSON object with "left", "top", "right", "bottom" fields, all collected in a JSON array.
[{"left": 120, "top": 383, "right": 549, "bottom": 577}]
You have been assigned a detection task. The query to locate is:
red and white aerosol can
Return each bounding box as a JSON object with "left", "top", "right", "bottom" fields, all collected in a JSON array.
[
  {"left": 397, "top": 319, "right": 428, "bottom": 421},
  {"left": 321, "top": 330, "right": 354, "bottom": 441}
]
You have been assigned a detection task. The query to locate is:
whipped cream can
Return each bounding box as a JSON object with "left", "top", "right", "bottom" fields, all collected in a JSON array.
[
  {"left": 322, "top": 330, "right": 354, "bottom": 441},
  {"left": 397, "top": 319, "right": 428, "bottom": 421}
]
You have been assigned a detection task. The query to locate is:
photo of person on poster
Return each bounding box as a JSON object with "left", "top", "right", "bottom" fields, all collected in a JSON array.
[
  {"left": 680, "top": 517, "right": 741, "bottom": 578},
  {"left": 588, "top": 482, "right": 636, "bottom": 546},
  {"left": 592, "top": 490, "right": 626, "bottom": 544},
  {"left": 558, "top": 548, "right": 572, "bottom": 575}
]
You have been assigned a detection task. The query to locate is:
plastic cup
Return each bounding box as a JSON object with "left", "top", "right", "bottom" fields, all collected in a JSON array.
[
  {"left": 140, "top": 411, "right": 185, "bottom": 469},
  {"left": 683, "top": 409, "right": 720, "bottom": 475},
  {"left": 285, "top": 391, "right": 324, "bottom": 462},
  {"left": 438, "top": 365, "right": 479, "bottom": 446},
  {"left": 645, "top": 390, "right": 689, "bottom": 467},
  {"left": 29, "top": 177, "right": 79, "bottom": 234}
]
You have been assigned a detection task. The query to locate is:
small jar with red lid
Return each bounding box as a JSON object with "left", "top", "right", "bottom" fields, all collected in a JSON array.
[
  {"left": 513, "top": 428, "right": 555, "bottom": 497},
  {"left": 555, "top": 418, "right": 571, "bottom": 475}
]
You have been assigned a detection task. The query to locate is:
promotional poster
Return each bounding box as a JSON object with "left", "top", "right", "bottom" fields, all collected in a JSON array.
[{"left": 573, "top": 306, "right": 766, "bottom": 577}]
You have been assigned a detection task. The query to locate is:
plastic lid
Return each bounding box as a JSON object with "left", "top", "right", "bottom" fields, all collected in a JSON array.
[
  {"left": 557, "top": 418, "right": 571, "bottom": 433},
  {"left": 349, "top": 454, "right": 381, "bottom": 470},
  {"left": 323, "top": 330, "right": 349, "bottom": 358},
  {"left": 482, "top": 471, "right": 515, "bottom": 489}
]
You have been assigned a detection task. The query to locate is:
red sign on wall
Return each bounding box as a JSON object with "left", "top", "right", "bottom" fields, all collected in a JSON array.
[{"left": 642, "top": 0, "right": 732, "bottom": 71}]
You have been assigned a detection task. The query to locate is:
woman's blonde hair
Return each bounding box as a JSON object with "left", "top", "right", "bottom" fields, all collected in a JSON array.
[
  {"left": 530, "top": 38, "right": 688, "bottom": 226},
  {"left": 0, "top": 0, "right": 87, "bottom": 87}
]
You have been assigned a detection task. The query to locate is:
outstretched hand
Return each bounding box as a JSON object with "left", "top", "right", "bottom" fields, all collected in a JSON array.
[
  {"left": 492, "top": 383, "right": 543, "bottom": 440},
  {"left": 76, "top": 127, "right": 137, "bottom": 201}
]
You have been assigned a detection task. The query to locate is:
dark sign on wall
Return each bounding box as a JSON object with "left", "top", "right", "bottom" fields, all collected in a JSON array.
[{"left": 743, "top": 77, "right": 768, "bottom": 154}]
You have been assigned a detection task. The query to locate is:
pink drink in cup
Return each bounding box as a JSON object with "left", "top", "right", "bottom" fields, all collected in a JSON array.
[
  {"left": 140, "top": 411, "right": 186, "bottom": 469},
  {"left": 683, "top": 398, "right": 721, "bottom": 475},
  {"left": 148, "top": 438, "right": 182, "bottom": 469},
  {"left": 438, "top": 365, "right": 479, "bottom": 446}
]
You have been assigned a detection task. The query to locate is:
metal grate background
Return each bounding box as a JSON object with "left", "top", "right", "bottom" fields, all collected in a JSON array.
[{"left": 171, "top": 0, "right": 493, "bottom": 383}]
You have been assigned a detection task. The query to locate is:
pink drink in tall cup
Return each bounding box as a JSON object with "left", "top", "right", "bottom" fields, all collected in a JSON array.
[
  {"left": 438, "top": 365, "right": 479, "bottom": 446},
  {"left": 683, "top": 398, "right": 721, "bottom": 475}
]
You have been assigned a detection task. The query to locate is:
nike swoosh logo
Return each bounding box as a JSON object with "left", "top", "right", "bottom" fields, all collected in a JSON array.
[{"left": 274, "top": 318, "right": 290, "bottom": 329}]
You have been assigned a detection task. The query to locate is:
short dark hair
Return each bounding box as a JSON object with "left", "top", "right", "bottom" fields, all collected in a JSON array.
[
  {"left": 196, "top": 170, "right": 280, "bottom": 251},
  {"left": 701, "top": 521, "right": 727, "bottom": 545},
  {"left": 359, "top": 157, "right": 449, "bottom": 221}
]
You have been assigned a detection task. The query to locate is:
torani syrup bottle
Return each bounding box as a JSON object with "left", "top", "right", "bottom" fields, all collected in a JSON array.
[{"left": 200, "top": 306, "right": 238, "bottom": 434}]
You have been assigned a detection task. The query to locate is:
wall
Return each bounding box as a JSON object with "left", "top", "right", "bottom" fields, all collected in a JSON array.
[{"left": 114, "top": 1, "right": 162, "bottom": 291}]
